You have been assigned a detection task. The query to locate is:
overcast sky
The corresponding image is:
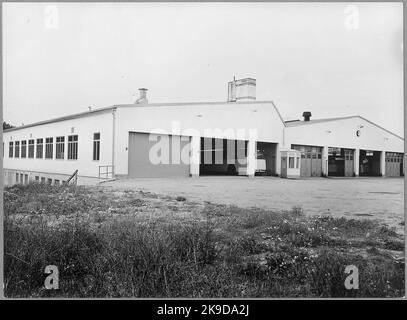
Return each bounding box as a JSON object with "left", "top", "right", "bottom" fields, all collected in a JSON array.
[{"left": 3, "top": 2, "right": 404, "bottom": 136}]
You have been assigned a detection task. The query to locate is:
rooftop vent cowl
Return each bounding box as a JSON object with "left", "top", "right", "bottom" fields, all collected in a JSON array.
[
  {"left": 135, "top": 88, "right": 148, "bottom": 104},
  {"left": 302, "top": 111, "right": 312, "bottom": 122}
]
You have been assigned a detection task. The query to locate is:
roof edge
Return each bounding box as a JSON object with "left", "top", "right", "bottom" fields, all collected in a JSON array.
[
  {"left": 285, "top": 115, "right": 404, "bottom": 141},
  {"left": 357, "top": 115, "right": 404, "bottom": 141},
  {"left": 115, "top": 100, "right": 276, "bottom": 108},
  {"left": 3, "top": 106, "right": 115, "bottom": 133},
  {"left": 3, "top": 100, "right": 283, "bottom": 133}
]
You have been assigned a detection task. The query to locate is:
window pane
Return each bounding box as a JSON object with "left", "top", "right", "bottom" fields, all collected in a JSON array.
[
  {"left": 68, "top": 135, "right": 78, "bottom": 160},
  {"left": 45, "top": 138, "right": 53, "bottom": 159},
  {"left": 56, "top": 136, "right": 65, "bottom": 159},
  {"left": 15, "top": 141, "right": 20, "bottom": 158},
  {"left": 93, "top": 133, "right": 100, "bottom": 161},
  {"left": 36, "top": 139, "right": 43, "bottom": 158},
  {"left": 9, "top": 142, "right": 13, "bottom": 158},
  {"left": 21, "top": 141, "right": 27, "bottom": 158},
  {"left": 289, "top": 157, "right": 294, "bottom": 168},
  {"left": 28, "top": 139, "right": 34, "bottom": 158}
]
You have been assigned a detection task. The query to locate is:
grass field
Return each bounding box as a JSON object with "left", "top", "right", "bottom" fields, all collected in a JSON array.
[{"left": 4, "top": 183, "right": 405, "bottom": 298}]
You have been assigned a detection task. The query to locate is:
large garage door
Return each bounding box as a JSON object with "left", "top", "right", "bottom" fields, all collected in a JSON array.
[
  {"left": 385, "top": 152, "right": 404, "bottom": 177},
  {"left": 292, "top": 145, "right": 322, "bottom": 177},
  {"left": 128, "top": 132, "right": 191, "bottom": 178}
]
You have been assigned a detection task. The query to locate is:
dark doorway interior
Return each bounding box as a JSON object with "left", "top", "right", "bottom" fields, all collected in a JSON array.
[
  {"left": 328, "top": 147, "right": 344, "bottom": 176},
  {"left": 199, "top": 137, "right": 247, "bottom": 176},
  {"left": 359, "top": 150, "right": 381, "bottom": 176},
  {"left": 256, "top": 142, "right": 276, "bottom": 176},
  {"left": 328, "top": 148, "right": 354, "bottom": 177}
]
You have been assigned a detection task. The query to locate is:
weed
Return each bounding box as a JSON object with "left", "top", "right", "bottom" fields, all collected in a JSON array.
[{"left": 3, "top": 183, "right": 404, "bottom": 298}]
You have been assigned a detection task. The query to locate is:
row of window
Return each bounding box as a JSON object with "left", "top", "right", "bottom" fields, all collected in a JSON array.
[
  {"left": 7, "top": 133, "right": 100, "bottom": 161},
  {"left": 386, "top": 152, "right": 403, "bottom": 163},
  {"left": 292, "top": 145, "right": 323, "bottom": 159},
  {"left": 15, "top": 172, "right": 66, "bottom": 186},
  {"left": 386, "top": 156, "right": 403, "bottom": 163}
]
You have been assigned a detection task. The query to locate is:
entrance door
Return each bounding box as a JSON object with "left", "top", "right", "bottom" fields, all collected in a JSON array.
[{"left": 344, "top": 149, "right": 354, "bottom": 177}]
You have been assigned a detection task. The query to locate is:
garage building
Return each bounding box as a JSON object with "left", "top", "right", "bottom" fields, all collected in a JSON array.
[
  {"left": 2, "top": 78, "right": 404, "bottom": 185},
  {"left": 284, "top": 114, "right": 404, "bottom": 178}
]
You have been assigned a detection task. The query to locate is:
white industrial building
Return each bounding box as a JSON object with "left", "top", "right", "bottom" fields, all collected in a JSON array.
[{"left": 2, "top": 78, "right": 404, "bottom": 185}]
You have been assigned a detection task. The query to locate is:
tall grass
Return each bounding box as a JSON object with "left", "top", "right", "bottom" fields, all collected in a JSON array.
[{"left": 4, "top": 183, "right": 405, "bottom": 298}]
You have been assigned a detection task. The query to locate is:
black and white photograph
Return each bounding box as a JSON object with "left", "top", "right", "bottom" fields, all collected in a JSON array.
[{"left": 1, "top": 1, "right": 405, "bottom": 302}]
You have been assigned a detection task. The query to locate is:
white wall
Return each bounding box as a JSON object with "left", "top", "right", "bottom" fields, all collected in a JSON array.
[
  {"left": 114, "top": 102, "right": 285, "bottom": 176},
  {"left": 2, "top": 110, "right": 113, "bottom": 179},
  {"left": 284, "top": 117, "right": 404, "bottom": 153}
]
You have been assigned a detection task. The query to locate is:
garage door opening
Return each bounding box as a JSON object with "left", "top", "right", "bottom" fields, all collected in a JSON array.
[
  {"left": 385, "top": 152, "right": 404, "bottom": 177},
  {"left": 199, "top": 138, "right": 278, "bottom": 176},
  {"left": 328, "top": 148, "right": 354, "bottom": 177},
  {"left": 359, "top": 150, "right": 381, "bottom": 176},
  {"left": 256, "top": 141, "right": 278, "bottom": 176},
  {"left": 200, "top": 137, "right": 248, "bottom": 176},
  {"left": 291, "top": 145, "right": 322, "bottom": 177}
]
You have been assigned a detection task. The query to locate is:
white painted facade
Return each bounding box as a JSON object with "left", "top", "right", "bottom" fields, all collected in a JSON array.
[
  {"left": 3, "top": 109, "right": 114, "bottom": 184},
  {"left": 114, "top": 101, "right": 284, "bottom": 177},
  {"left": 284, "top": 116, "right": 404, "bottom": 176},
  {"left": 284, "top": 116, "right": 403, "bottom": 152}
]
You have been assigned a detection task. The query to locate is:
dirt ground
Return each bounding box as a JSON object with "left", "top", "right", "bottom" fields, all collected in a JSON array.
[{"left": 104, "top": 176, "right": 405, "bottom": 233}]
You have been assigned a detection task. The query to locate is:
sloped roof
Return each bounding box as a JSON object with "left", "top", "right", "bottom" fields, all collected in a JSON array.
[
  {"left": 3, "top": 100, "right": 286, "bottom": 133},
  {"left": 284, "top": 115, "right": 404, "bottom": 140}
]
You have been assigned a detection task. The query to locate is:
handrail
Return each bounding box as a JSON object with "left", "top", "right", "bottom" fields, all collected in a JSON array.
[
  {"left": 98, "top": 165, "right": 114, "bottom": 180},
  {"left": 66, "top": 169, "right": 78, "bottom": 185}
]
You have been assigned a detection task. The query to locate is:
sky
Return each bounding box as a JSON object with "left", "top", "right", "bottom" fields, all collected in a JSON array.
[{"left": 2, "top": 2, "right": 404, "bottom": 136}]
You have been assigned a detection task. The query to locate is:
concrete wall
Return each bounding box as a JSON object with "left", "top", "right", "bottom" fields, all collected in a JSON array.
[
  {"left": 114, "top": 102, "right": 285, "bottom": 176},
  {"left": 284, "top": 117, "right": 404, "bottom": 153},
  {"left": 3, "top": 168, "right": 99, "bottom": 186},
  {"left": 2, "top": 110, "right": 114, "bottom": 179}
]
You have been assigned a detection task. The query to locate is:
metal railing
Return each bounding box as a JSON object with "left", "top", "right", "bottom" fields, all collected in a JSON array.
[
  {"left": 98, "top": 165, "right": 114, "bottom": 181},
  {"left": 66, "top": 169, "right": 78, "bottom": 185}
]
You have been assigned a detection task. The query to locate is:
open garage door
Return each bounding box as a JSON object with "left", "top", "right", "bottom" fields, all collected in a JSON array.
[
  {"left": 128, "top": 132, "right": 190, "bottom": 178},
  {"left": 256, "top": 141, "right": 278, "bottom": 176},
  {"left": 328, "top": 148, "right": 354, "bottom": 177},
  {"left": 199, "top": 138, "right": 278, "bottom": 176},
  {"left": 359, "top": 150, "right": 381, "bottom": 176},
  {"left": 292, "top": 145, "right": 322, "bottom": 177},
  {"left": 200, "top": 137, "right": 248, "bottom": 176},
  {"left": 385, "top": 152, "right": 404, "bottom": 177}
]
